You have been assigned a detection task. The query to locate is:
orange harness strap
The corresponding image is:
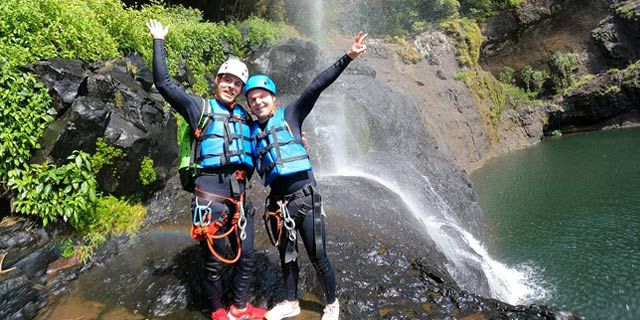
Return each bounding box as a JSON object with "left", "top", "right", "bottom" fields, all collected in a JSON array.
[{"left": 191, "top": 187, "right": 244, "bottom": 264}]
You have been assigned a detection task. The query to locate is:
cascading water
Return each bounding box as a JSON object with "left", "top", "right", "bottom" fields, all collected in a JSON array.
[
  {"left": 277, "top": 1, "right": 550, "bottom": 299},
  {"left": 305, "top": 82, "right": 548, "bottom": 305}
]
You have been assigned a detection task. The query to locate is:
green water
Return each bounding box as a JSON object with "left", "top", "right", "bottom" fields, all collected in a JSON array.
[{"left": 471, "top": 128, "right": 640, "bottom": 320}]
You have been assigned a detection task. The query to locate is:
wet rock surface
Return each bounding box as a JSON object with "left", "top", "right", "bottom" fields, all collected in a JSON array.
[
  {"left": 28, "top": 54, "right": 178, "bottom": 196},
  {"left": 30, "top": 174, "right": 577, "bottom": 319},
  {"left": 0, "top": 218, "right": 56, "bottom": 320}
]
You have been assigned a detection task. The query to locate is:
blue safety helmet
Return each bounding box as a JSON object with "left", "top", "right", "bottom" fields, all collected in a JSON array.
[{"left": 244, "top": 74, "right": 277, "bottom": 96}]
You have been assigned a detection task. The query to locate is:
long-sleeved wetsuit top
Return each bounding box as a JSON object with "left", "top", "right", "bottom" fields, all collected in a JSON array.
[
  {"left": 268, "top": 54, "right": 353, "bottom": 196},
  {"left": 153, "top": 39, "right": 250, "bottom": 197}
]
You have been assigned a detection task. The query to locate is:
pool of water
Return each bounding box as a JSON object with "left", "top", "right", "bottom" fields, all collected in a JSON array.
[{"left": 471, "top": 128, "right": 640, "bottom": 320}]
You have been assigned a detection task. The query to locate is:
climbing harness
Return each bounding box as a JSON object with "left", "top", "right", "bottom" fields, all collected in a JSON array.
[
  {"left": 263, "top": 185, "right": 324, "bottom": 263},
  {"left": 190, "top": 171, "right": 248, "bottom": 264}
]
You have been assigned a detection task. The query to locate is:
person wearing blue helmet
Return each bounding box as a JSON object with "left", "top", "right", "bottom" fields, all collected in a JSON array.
[
  {"left": 147, "top": 19, "right": 266, "bottom": 320},
  {"left": 245, "top": 32, "right": 368, "bottom": 320}
]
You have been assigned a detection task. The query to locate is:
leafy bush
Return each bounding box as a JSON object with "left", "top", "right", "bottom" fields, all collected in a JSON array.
[
  {"left": 7, "top": 151, "right": 97, "bottom": 228},
  {"left": 499, "top": 66, "right": 515, "bottom": 84},
  {"left": 91, "top": 138, "right": 125, "bottom": 174},
  {"left": 550, "top": 51, "right": 578, "bottom": 90},
  {"left": 520, "top": 65, "right": 548, "bottom": 94},
  {"left": 138, "top": 156, "right": 157, "bottom": 186},
  {"left": 75, "top": 195, "right": 146, "bottom": 262},
  {"left": 240, "top": 16, "right": 294, "bottom": 48},
  {"left": 0, "top": 61, "right": 55, "bottom": 182}
]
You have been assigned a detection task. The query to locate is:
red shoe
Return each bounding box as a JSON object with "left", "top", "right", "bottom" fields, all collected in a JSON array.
[
  {"left": 228, "top": 303, "right": 267, "bottom": 320},
  {"left": 211, "top": 308, "right": 230, "bottom": 320}
]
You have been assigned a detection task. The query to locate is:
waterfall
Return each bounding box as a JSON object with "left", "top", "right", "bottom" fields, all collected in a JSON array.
[
  {"left": 314, "top": 115, "right": 548, "bottom": 305},
  {"left": 283, "top": 0, "right": 548, "bottom": 306}
]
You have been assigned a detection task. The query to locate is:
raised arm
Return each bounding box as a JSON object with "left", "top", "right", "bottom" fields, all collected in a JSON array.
[
  {"left": 286, "top": 31, "right": 368, "bottom": 129},
  {"left": 147, "top": 19, "right": 203, "bottom": 129}
]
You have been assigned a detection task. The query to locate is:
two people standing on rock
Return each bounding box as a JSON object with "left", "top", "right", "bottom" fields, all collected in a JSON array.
[{"left": 147, "top": 18, "right": 366, "bottom": 320}]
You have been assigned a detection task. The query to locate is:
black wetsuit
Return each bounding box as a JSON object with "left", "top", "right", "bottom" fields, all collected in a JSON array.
[
  {"left": 153, "top": 39, "right": 255, "bottom": 311},
  {"left": 265, "top": 54, "right": 353, "bottom": 304}
]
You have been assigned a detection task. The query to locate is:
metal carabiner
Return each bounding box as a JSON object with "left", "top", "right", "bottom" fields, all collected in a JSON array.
[
  {"left": 278, "top": 200, "right": 297, "bottom": 242},
  {"left": 194, "top": 198, "right": 212, "bottom": 226},
  {"left": 238, "top": 202, "right": 247, "bottom": 241}
]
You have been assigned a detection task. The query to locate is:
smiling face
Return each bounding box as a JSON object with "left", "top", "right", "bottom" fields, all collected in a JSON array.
[
  {"left": 246, "top": 88, "right": 276, "bottom": 123},
  {"left": 215, "top": 74, "right": 244, "bottom": 106}
]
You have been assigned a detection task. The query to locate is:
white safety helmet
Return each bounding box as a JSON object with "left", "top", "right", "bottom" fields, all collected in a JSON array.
[{"left": 217, "top": 58, "right": 249, "bottom": 84}]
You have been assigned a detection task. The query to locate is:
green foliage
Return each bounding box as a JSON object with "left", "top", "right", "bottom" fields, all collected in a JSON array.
[
  {"left": 240, "top": 16, "right": 293, "bottom": 48},
  {"left": 323, "top": 0, "right": 460, "bottom": 36},
  {"left": 459, "top": 0, "right": 521, "bottom": 21},
  {"left": 498, "top": 66, "right": 515, "bottom": 84},
  {"left": 138, "top": 156, "right": 157, "bottom": 186},
  {"left": 256, "top": 0, "right": 286, "bottom": 21},
  {"left": 387, "top": 36, "right": 423, "bottom": 64},
  {"left": 7, "top": 151, "right": 97, "bottom": 228},
  {"left": 75, "top": 195, "right": 146, "bottom": 262},
  {"left": 520, "top": 65, "right": 548, "bottom": 94},
  {"left": 60, "top": 238, "right": 76, "bottom": 258},
  {"left": 550, "top": 51, "right": 578, "bottom": 90},
  {"left": 0, "top": 61, "right": 55, "bottom": 182},
  {"left": 91, "top": 138, "right": 125, "bottom": 174},
  {"left": 615, "top": 2, "right": 640, "bottom": 21},
  {"left": 440, "top": 18, "right": 483, "bottom": 67}
]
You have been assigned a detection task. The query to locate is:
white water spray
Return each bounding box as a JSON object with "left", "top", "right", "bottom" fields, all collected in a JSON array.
[{"left": 288, "top": 0, "right": 548, "bottom": 305}]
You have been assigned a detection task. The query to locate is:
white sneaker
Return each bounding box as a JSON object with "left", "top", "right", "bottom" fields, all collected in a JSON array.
[
  {"left": 264, "top": 300, "right": 301, "bottom": 320},
  {"left": 321, "top": 299, "right": 339, "bottom": 320}
]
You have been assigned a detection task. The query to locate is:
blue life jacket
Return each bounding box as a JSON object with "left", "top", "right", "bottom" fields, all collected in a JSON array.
[
  {"left": 196, "top": 99, "right": 253, "bottom": 170},
  {"left": 251, "top": 108, "right": 312, "bottom": 186}
]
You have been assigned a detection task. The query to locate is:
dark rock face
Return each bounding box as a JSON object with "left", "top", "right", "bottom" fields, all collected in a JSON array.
[
  {"left": 23, "top": 59, "right": 87, "bottom": 115},
  {"left": 247, "top": 38, "right": 319, "bottom": 95},
  {"left": 549, "top": 65, "right": 640, "bottom": 132},
  {"left": 593, "top": 1, "right": 640, "bottom": 66},
  {"left": 29, "top": 55, "right": 179, "bottom": 195},
  {"left": 482, "top": 0, "right": 569, "bottom": 58},
  {"left": 481, "top": 0, "right": 613, "bottom": 75},
  {"left": 0, "top": 218, "right": 57, "bottom": 320}
]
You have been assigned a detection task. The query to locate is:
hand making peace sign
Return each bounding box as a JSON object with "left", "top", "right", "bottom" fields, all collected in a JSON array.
[{"left": 347, "top": 31, "right": 368, "bottom": 59}]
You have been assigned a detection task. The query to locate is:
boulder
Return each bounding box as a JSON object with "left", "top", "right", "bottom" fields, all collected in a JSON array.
[
  {"left": 30, "top": 55, "right": 179, "bottom": 195},
  {"left": 24, "top": 59, "right": 87, "bottom": 115},
  {"left": 247, "top": 38, "right": 319, "bottom": 95}
]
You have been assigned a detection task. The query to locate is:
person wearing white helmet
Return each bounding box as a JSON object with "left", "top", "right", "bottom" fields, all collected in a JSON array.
[{"left": 147, "top": 19, "right": 266, "bottom": 320}]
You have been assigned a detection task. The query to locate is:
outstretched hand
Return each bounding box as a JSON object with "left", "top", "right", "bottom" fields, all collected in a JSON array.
[
  {"left": 347, "top": 31, "right": 368, "bottom": 59},
  {"left": 146, "top": 19, "right": 169, "bottom": 40}
]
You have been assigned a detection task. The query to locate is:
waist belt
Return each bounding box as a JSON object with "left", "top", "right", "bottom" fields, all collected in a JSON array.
[{"left": 266, "top": 185, "right": 324, "bottom": 262}]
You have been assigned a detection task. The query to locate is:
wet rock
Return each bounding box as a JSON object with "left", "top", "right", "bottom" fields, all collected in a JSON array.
[
  {"left": 34, "top": 96, "right": 110, "bottom": 164},
  {"left": 247, "top": 38, "right": 319, "bottom": 95},
  {"left": 0, "top": 217, "right": 55, "bottom": 320},
  {"left": 30, "top": 55, "right": 179, "bottom": 195},
  {"left": 24, "top": 58, "right": 87, "bottom": 115},
  {"left": 0, "top": 272, "right": 47, "bottom": 320}
]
